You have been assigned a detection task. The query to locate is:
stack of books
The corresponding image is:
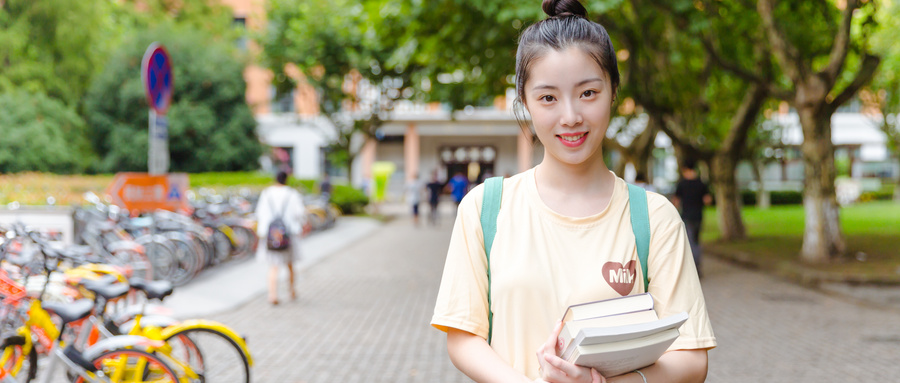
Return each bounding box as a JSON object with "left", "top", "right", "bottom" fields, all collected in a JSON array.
[{"left": 558, "top": 293, "right": 688, "bottom": 377}]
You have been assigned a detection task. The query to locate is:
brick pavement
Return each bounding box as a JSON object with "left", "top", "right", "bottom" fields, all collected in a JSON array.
[{"left": 210, "top": 210, "right": 900, "bottom": 382}]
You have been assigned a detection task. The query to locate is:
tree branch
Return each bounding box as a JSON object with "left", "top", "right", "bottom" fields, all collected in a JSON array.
[
  {"left": 827, "top": 53, "right": 881, "bottom": 114},
  {"left": 721, "top": 83, "right": 768, "bottom": 160},
  {"left": 821, "top": 0, "right": 859, "bottom": 84},
  {"left": 700, "top": 35, "right": 765, "bottom": 85},
  {"left": 757, "top": 0, "right": 806, "bottom": 82}
]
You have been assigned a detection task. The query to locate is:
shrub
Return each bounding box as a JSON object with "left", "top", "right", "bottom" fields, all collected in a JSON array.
[
  {"left": 291, "top": 179, "right": 317, "bottom": 194},
  {"left": 859, "top": 186, "right": 895, "bottom": 202},
  {"left": 738, "top": 190, "right": 804, "bottom": 206},
  {"left": 329, "top": 184, "right": 369, "bottom": 215}
]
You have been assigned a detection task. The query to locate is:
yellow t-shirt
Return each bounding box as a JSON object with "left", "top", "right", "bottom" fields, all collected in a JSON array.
[{"left": 431, "top": 169, "right": 716, "bottom": 379}]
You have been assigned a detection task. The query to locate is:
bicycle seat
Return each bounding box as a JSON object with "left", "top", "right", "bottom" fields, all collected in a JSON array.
[
  {"left": 42, "top": 299, "right": 93, "bottom": 325},
  {"left": 129, "top": 279, "right": 174, "bottom": 301},
  {"left": 80, "top": 276, "right": 130, "bottom": 301}
]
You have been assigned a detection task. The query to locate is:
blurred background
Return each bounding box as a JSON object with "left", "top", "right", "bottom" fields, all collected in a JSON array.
[{"left": 1, "top": 0, "right": 900, "bottom": 380}]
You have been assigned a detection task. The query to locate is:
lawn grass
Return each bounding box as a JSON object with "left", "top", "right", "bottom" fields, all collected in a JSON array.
[{"left": 702, "top": 201, "right": 900, "bottom": 283}]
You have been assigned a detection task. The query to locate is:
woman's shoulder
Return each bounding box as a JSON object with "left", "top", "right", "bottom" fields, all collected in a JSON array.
[{"left": 644, "top": 189, "right": 684, "bottom": 232}]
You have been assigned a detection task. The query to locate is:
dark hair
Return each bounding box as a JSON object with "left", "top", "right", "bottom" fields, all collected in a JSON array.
[
  {"left": 682, "top": 158, "right": 697, "bottom": 171},
  {"left": 276, "top": 171, "right": 288, "bottom": 185},
  {"left": 635, "top": 172, "right": 647, "bottom": 183},
  {"left": 514, "top": 0, "right": 620, "bottom": 132}
]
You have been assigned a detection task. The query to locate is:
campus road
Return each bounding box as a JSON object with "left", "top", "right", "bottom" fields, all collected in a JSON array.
[{"left": 204, "top": 203, "right": 900, "bottom": 382}]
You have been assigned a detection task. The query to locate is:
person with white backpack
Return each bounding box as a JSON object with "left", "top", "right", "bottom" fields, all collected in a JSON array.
[{"left": 256, "top": 171, "right": 308, "bottom": 305}]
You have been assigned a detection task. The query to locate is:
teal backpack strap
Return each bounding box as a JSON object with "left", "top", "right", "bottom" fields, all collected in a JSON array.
[
  {"left": 480, "top": 176, "right": 503, "bottom": 344},
  {"left": 627, "top": 184, "right": 651, "bottom": 292}
]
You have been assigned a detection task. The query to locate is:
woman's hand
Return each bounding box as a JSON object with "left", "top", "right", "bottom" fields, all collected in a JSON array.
[{"left": 536, "top": 322, "right": 606, "bottom": 383}]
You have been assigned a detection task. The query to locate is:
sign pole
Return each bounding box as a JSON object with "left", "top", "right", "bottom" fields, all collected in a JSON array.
[{"left": 142, "top": 42, "right": 173, "bottom": 176}]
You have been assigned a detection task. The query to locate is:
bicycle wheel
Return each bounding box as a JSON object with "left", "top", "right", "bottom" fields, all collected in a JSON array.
[
  {"left": 164, "top": 327, "right": 250, "bottom": 383},
  {"left": 140, "top": 238, "right": 176, "bottom": 282},
  {"left": 72, "top": 348, "right": 180, "bottom": 383},
  {"left": 1, "top": 335, "right": 37, "bottom": 383},
  {"left": 210, "top": 229, "right": 233, "bottom": 264},
  {"left": 229, "top": 226, "right": 256, "bottom": 260},
  {"left": 166, "top": 237, "right": 199, "bottom": 287},
  {"left": 112, "top": 249, "right": 154, "bottom": 282}
]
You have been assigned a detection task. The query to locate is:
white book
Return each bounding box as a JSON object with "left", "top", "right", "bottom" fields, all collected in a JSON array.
[
  {"left": 558, "top": 309, "right": 660, "bottom": 358},
  {"left": 559, "top": 293, "right": 655, "bottom": 323},
  {"left": 567, "top": 327, "right": 682, "bottom": 378}
]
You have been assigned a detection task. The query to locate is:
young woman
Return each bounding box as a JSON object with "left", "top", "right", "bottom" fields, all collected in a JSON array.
[
  {"left": 255, "top": 171, "right": 307, "bottom": 305},
  {"left": 431, "top": 1, "right": 716, "bottom": 382}
]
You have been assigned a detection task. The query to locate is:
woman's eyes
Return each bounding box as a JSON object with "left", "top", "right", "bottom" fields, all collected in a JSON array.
[{"left": 538, "top": 90, "right": 597, "bottom": 102}]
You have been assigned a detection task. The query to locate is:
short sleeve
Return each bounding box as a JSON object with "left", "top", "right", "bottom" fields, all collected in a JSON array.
[
  {"left": 431, "top": 185, "right": 491, "bottom": 339},
  {"left": 645, "top": 194, "right": 717, "bottom": 351}
]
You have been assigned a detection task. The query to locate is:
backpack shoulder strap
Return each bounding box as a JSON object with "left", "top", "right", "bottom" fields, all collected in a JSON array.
[
  {"left": 480, "top": 176, "right": 503, "bottom": 344},
  {"left": 627, "top": 184, "right": 651, "bottom": 292}
]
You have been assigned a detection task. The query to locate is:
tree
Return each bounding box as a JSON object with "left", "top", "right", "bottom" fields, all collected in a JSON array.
[
  {"left": 0, "top": 0, "right": 123, "bottom": 106},
  {"left": 600, "top": 0, "right": 773, "bottom": 241},
  {"left": 83, "top": 25, "right": 263, "bottom": 173},
  {"left": 0, "top": 91, "right": 93, "bottom": 173},
  {"left": 865, "top": 1, "right": 900, "bottom": 201},
  {"left": 263, "top": 0, "right": 527, "bottom": 181},
  {"left": 753, "top": 0, "right": 881, "bottom": 262}
]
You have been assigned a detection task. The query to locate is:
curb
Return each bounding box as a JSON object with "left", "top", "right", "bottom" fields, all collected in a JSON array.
[{"left": 705, "top": 248, "right": 900, "bottom": 287}]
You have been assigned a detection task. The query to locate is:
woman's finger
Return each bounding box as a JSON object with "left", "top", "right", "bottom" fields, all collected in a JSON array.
[
  {"left": 591, "top": 368, "right": 605, "bottom": 383},
  {"left": 543, "top": 353, "right": 584, "bottom": 380},
  {"left": 542, "top": 321, "right": 565, "bottom": 354}
]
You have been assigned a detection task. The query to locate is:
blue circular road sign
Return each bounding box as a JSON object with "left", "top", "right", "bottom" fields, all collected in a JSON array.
[{"left": 142, "top": 43, "right": 173, "bottom": 115}]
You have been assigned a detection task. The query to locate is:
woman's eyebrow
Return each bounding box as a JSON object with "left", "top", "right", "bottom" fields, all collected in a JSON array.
[
  {"left": 531, "top": 77, "right": 605, "bottom": 91},
  {"left": 576, "top": 77, "right": 604, "bottom": 87}
]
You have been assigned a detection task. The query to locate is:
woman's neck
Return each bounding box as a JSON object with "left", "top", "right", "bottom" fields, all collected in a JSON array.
[{"left": 534, "top": 155, "right": 616, "bottom": 217}]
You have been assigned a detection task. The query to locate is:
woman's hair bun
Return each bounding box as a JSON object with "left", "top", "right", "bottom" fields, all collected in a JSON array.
[{"left": 541, "top": 0, "right": 588, "bottom": 18}]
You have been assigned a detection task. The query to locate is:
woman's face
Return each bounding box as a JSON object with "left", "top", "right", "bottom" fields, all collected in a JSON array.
[{"left": 523, "top": 47, "right": 613, "bottom": 168}]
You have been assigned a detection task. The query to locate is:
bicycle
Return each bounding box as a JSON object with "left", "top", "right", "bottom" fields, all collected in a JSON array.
[{"left": 0, "top": 233, "right": 182, "bottom": 383}]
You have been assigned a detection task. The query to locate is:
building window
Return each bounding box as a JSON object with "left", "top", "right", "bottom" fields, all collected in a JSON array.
[{"left": 233, "top": 17, "right": 248, "bottom": 51}]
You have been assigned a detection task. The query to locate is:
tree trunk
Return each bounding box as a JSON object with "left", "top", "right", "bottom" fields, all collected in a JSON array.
[
  {"left": 749, "top": 157, "right": 768, "bottom": 208},
  {"left": 894, "top": 171, "right": 900, "bottom": 202},
  {"left": 798, "top": 107, "right": 846, "bottom": 262},
  {"left": 711, "top": 153, "right": 746, "bottom": 241}
]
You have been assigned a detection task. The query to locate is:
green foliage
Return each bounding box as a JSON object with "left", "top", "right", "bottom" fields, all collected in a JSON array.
[
  {"left": 0, "top": 0, "right": 126, "bottom": 106},
  {"left": 291, "top": 179, "right": 317, "bottom": 194},
  {"left": 859, "top": 186, "right": 895, "bottom": 202},
  {"left": 329, "top": 184, "right": 369, "bottom": 215},
  {"left": 83, "top": 25, "right": 263, "bottom": 173},
  {"left": 0, "top": 91, "right": 93, "bottom": 173},
  {"left": 869, "top": 1, "right": 900, "bottom": 159},
  {"left": 189, "top": 172, "right": 278, "bottom": 187}
]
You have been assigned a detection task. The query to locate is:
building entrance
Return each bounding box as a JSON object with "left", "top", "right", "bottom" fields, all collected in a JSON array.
[{"left": 439, "top": 145, "right": 497, "bottom": 185}]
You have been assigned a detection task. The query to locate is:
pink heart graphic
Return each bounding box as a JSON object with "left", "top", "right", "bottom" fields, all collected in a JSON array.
[{"left": 602, "top": 260, "right": 637, "bottom": 296}]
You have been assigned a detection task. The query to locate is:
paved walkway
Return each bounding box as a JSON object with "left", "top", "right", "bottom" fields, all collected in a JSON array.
[{"left": 191, "top": 204, "right": 900, "bottom": 382}]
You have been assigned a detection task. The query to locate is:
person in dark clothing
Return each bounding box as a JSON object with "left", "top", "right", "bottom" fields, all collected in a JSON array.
[
  {"left": 426, "top": 172, "right": 444, "bottom": 226},
  {"left": 672, "top": 159, "right": 712, "bottom": 277}
]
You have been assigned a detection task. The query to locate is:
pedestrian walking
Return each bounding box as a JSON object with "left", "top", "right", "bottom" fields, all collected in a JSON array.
[
  {"left": 426, "top": 172, "right": 444, "bottom": 226},
  {"left": 406, "top": 174, "right": 425, "bottom": 226},
  {"left": 255, "top": 171, "right": 309, "bottom": 305},
  {"left": 431, "top": 1, "right": 715, "bottom": 382},
  {"left": 672, "top": 158, "right": 712, "bottom": 278},
  {"left": 447, "top": 171, "right": 469, "bottom": 207}
]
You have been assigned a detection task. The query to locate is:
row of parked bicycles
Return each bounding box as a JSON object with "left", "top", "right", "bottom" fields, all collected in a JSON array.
[
  {"left": 71, "top": 189, "right": 340, "bottom": 288},
  {"left": 0, "top": 222, "right": 252, "bottom": 382},
  {"left": 0, "top": 187, "right": 343, "bottom": 382}
]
